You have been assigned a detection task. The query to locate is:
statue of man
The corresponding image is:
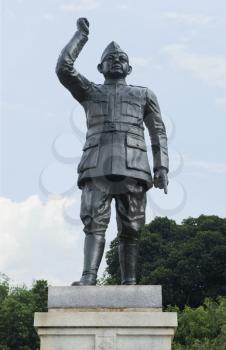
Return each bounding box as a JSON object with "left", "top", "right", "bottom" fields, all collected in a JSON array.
[{"left": 56, "top": 18, "right": 169, "bottom": 286}]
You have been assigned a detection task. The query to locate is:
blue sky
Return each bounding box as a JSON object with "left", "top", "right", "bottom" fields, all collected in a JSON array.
[{"left": 1, "top": 0, "right": 226, "bottom": 285}]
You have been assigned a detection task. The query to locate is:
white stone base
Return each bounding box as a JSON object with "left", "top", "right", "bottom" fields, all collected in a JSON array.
[
  {"left": 34, "top": 286, "right": 177, "bottom": 349},
  {"left": 35, "top": 309, "right": 177, "bottom": 350}
]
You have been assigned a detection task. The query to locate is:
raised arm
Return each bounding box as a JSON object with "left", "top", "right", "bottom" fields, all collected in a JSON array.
[
  {"left": 144, "top": 88, "right": 169, "bottom": 194},
  {"left": 56, "top": 18, "right": 91, "bottom": 103}
]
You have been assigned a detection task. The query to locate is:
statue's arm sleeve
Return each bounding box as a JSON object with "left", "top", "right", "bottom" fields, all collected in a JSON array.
[
  {"left": 56, "top": 30, "right": 91, "bottom": 103},
  {"left": 143, "top": 88, "right": 169, "bottom": 171}
]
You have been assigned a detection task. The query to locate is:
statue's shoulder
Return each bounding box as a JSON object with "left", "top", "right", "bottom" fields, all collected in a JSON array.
[
  {"left": 127, "top": 84, "right": 149, "bottom": 97},
  {"left": 87, "top": 82, "right": 106, "bottom": 95},
  {"left": 91, "top": 82, "right": 106, "bottom": 90},
  {"left": 128, "top": 85, "right": 155, "bottom": 93},
  {"left": 127, "top": 84, "right": 149, "bottom": 95},
  {"left": 127, "top": 85, "right": 158, "bottom": 102},
  {"left": 128, "top": 84, "right": 147, "bottom": 90}
]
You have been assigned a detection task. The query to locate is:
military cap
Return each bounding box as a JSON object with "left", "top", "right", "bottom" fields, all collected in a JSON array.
[{"left": 101, "top": 41, "right": 128, "bottom": 62}]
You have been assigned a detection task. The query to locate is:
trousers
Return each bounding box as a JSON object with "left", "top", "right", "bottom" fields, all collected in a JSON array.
[{"left": 80, "top": 176, "right": 147, "bottom": 242}]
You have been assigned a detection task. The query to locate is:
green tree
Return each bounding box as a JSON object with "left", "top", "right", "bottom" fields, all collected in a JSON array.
[
  {"left": 169, "top": 298, "right": 226, "bottom": 350},
  {"left": 0, "top": 275, "right": 47, "bottom": 350},
  {"left": 104, "top": 215, "right": 226, "bottom": 308}
]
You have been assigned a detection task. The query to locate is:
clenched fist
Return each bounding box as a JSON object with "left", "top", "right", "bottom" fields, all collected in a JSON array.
[
  {"left": 77, "top": 17, "right": 89, "bottom": 35},
  {"left": 154, "top": 167, "right": 168, "bottom": 194}
]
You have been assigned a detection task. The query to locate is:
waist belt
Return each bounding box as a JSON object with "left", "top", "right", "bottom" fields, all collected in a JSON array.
[{"left": 87, "top": 123, "right": 144, "bottom": 138}]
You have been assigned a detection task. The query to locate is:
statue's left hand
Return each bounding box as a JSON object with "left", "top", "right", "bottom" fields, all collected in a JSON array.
[{"left": 154, "top": 168, "right": 168, "bottom": 194}]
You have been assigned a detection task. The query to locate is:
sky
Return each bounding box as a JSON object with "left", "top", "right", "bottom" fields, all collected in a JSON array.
[{"left": 1, "top": 0, "right": 226, "bottom": 286}]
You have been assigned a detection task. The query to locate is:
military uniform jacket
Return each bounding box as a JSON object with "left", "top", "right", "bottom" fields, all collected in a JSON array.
[{"left": 56, "top": 31, "right": 169, "bottom": 190}]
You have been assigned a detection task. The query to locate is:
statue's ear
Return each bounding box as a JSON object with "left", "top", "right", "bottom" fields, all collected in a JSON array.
[
  {"left": 127, "top": 65, "right": 132, "bottom": 75},
  {"left": 97, "top": 63, "right": 103, "bottom": 73}
]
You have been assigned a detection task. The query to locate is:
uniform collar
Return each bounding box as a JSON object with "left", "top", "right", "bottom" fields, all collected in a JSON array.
[{"left": 104, "top": 78, "right": 127, "bottom": 85}]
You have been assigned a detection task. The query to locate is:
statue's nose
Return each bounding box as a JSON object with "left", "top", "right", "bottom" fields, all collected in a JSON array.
[{"left": 114, "top": 56, "right": 120, "bottom": 63}]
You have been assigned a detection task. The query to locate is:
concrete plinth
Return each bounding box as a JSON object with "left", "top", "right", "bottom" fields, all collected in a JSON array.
[{"left": 34, "top": 286, "right": 177, "bottom": 350}]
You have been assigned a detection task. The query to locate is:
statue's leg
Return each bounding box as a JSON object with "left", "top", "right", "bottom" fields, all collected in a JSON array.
[
  {"left": 71, "top": 233, "right": 105, "bottom": 286},
  {"left": 72, "top": 181, "right": 112, "bottom": 286},
  {"left": 115, "top": 183, "right": 146, "bottom": 285}
]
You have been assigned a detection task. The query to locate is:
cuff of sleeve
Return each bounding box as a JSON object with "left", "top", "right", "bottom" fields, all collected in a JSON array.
[{"left": 154, "top": 166, "right": 169, "bottom": 173}]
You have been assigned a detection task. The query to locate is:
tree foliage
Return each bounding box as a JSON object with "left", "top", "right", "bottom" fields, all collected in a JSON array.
[
  {"left": 104, "top": 215, "right": 226, "bottom": 308},
  {"left": 169, "top": 297, "right": 226, "bottom": 350},
  {"left": 1, "top": 215, "right": 225, "bottom": 348},
  {"left": 0, "top": 274, "right": 47, "bottom": 350}
]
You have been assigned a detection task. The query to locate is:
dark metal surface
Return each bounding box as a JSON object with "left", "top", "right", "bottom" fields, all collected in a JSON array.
[{"left": 56, "top": 18, "right": 169, "bottom": 285}]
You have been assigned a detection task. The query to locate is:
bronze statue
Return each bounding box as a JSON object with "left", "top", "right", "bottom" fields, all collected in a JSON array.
[{"left": 56, "top": 18, "right": 169, "bottom": 286}]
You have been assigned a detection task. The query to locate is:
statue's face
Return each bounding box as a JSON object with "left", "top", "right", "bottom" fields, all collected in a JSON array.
[{"left": 99, "top": 52, "right": 132, "bottom": 79}]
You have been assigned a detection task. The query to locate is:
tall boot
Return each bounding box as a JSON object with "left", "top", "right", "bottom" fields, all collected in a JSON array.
[
  {"left": 118, "top": 241, "right": 138, "bottom": 285},
  {"left": 71, "top": 233, "right": 105, "bottom": 286}
]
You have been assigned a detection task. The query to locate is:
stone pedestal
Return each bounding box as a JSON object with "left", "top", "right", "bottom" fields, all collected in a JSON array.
[{"left": 34, "top": 286, "right": 177, "bottom": 350}]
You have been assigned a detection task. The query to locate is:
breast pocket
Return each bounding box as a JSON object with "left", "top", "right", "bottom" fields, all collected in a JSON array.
[
  {"left": 121, "top": 100, "right": 141, "bottom": 118},
  {"left": 77, "top": 136, "right": 100, "bottom": 173},
  {"left": 89, "top": 100, "right": 108, "bottom": 117},
  {"left": 126, "top": 134, "right": 151, "bottom": 174}
]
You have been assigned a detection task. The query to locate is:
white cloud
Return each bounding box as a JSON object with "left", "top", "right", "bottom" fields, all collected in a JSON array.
[
  {"left": 43, "top": 13, "right": 55, "bottom": 22},
  {"left": 215, "top": 96, "right": 226, "bottom": 110},
  {"left": 162, "top": 44, "right": 226, "bottom": 90},
  {"left": 3, "top": 7, "right": 16, "bottom": 19},
  {"left": 186, "top": 160, "right": 226, "bottom": 174},
  {"left": 118, "top": 4, "right": 129, "bottom": 11},
  {"left": 130, "top": 56, "right": 149, "bottom": 67},
  {"left": 0, "top": 195, "right": 85, "bottom": 286},
  {"left": 162, "top": 12, "right": 216, "bottom": 26},
  {"left": 60, "top": 0, "right": 100, "bottom": 13},
  {"left": 0, "top": 195, "right": 116, "bottom": 287}
]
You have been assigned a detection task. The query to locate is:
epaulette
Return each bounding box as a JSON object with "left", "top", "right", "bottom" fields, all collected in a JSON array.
[{"left": 128, "top": 84, "right": 147, "bottom": 89}]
